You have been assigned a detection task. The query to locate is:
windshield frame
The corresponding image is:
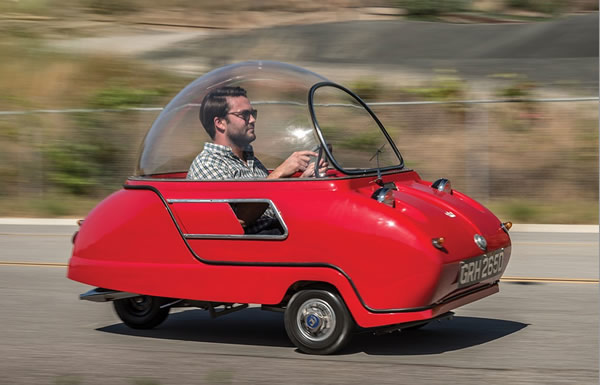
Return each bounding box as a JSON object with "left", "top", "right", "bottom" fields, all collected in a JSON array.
[{"left": 308, "top": 81, "right": 404, "bottom": 176}]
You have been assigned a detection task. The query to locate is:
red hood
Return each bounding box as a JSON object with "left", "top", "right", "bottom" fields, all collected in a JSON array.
[{"left": 391, "top": 180, "right": 509, "bottom": 254}]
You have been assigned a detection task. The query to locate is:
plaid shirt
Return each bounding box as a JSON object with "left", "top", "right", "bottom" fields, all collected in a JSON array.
[{"left": 187, "top": 143, "right": 279, "bottom": 234}]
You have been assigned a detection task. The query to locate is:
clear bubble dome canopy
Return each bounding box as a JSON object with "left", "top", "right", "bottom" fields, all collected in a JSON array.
[{"left": 136, "top": 61, "right": 403, "bottom": 177}]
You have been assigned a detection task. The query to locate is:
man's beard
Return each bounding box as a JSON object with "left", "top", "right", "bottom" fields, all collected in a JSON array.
[{"left": 228, "top": 126, "right": 256, "bottom": 148}]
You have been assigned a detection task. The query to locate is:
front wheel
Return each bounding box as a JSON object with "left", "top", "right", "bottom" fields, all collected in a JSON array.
[
  {"left": 113, "top": 296, "right": 170, "bottom": 329},
  {"left": 284, "top": 290, "right": 353, "bottom": 354}
]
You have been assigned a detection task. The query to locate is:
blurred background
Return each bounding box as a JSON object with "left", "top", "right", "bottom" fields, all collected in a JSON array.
[{"left": 0, "top": 0, "right": 597, "bottom": 223}]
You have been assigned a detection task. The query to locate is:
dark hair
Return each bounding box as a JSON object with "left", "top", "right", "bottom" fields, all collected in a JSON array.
[{"left": 199, "top": 86, "right": 248, "bottom": 139}]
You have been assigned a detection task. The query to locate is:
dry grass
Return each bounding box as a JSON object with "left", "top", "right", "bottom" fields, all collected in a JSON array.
[
  {"left": 0, "top": 34, "right": 189, "bottom": 111},
  {"left": 487, "top": 199, "right": 599, "bottom": 224}
]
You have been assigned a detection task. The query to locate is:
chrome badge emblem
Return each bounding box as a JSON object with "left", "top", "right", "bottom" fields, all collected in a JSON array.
[
  {"left": 445, "top": 211, "right": 456, "bottom": 218},
  {"left": 474, "top": 234, "right": 487, "bottom": 251}
]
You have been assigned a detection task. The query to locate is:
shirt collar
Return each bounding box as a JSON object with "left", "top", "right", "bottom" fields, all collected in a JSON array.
[{"left": 203, "top": 142, "right": 255, "bottom": 160}]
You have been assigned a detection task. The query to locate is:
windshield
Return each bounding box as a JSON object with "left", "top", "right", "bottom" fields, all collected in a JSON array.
[{"left": 310, "top": 83, "right": 403, "bottom": 174}]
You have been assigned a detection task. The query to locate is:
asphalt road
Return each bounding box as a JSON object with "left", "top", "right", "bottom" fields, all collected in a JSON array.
[{"left": 0, "top": 225, "right": 597, "bottom": 384}]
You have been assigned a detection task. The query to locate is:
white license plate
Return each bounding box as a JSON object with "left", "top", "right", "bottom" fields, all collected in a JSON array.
[{"left": 458, "top": 249, "right": 505, "bottom": 288}]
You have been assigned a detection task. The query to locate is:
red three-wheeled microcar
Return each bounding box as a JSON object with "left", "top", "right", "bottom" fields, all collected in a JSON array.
[{"left": 68, "top": 61, "right": 512, "bottom": 354}]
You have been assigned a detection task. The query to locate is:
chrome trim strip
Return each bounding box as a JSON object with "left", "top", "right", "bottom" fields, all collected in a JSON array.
[
  {"left": 167, "top": 198, "right": 288, "bottom": 240},
  {"left": 184, "top": 234, "right": 286, "bottom": 240},
  {"left": 168, "top": 198, "right": 274, "bottom": 203}
]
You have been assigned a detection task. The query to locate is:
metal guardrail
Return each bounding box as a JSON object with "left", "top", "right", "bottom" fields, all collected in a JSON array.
[
  {"left": 0, "top": 97, "right": 597, "bottom": 116},
  {"left": 0, "top": 94, "right": 596, "bottom": 219},
  {"left": 369, "top": 97, "right": 599, "bottom": 106},
  {"left": 0, "top": 107, "right": 164, "bottom": 116}
]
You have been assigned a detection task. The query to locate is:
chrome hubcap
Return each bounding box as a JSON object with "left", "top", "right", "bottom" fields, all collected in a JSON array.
[
  {"left": 296, "top": 299, "right": 336, "bottom": 342},
  {"left": 128, "top": 296, "right": 152, "bottom": 315}
]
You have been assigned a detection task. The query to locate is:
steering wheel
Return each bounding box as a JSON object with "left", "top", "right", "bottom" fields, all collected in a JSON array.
[{"left": 314, "top": 145, "right": 324, "bottom": 178}]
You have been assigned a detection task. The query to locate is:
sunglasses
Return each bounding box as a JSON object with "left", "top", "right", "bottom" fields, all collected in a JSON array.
[{"left": 227, "top": 109, "right": 258, "bottom": 124}]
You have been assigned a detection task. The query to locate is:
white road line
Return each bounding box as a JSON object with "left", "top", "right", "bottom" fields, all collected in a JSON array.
[
  {"left": 511, "top": 224, "right": 598, "bottom": 233},
  {"left": 1, "top": 262, "right": 597, "bottom": 284},
  {"left": 0, "top": 218, "right": 598, "bottom": 233},
  {"left": 0, "top": 218, "right": 79, "bottom": 225}
]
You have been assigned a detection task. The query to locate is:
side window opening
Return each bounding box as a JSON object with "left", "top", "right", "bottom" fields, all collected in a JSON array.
[{"left": 229, "top": 202, "right": 285, "bottom": 236}]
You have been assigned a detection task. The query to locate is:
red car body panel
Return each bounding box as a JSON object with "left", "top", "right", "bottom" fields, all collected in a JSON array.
[{"left": 68, "top": 169, "right": 511, "bottom": 328}]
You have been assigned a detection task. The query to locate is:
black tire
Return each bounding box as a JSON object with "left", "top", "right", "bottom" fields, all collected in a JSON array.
[
  {"left": 113, "top": 296, "right": 170, "bottom": 329},
  {"left": 284, "top": 290, "right": 353, "bottom": 354}
]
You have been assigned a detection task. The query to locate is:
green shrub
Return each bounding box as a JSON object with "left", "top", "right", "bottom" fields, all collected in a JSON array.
[
  {"left": 403, "top": 74, "right": 466, "bottom": 101},
  {"left": 506, "top": 201, "right": 540, "bottom": 222},
  {"left": 498, "top": 81, "right": 537, "bottom": 99},
  {"left": 0, "top": 0, "right": 49, "bottom": 15},
  {"left": 395, "top": 0, "right": 472, "bottom": 15},
  {"left": 506, "top": 0, "right": 565, "bottom": 14},
  {"left": 45, "top": 141, "right": 104, "bottom": 195},
  {"left": 42, "top": 84, "right": 172, "bottom": 195},
  {"left": 341, "top": 132, "right": 381, "bottom": 152},
  {"left": 90, "top": 86, "right": 165, "bottom": 109},
  {"left": 350, "top": 78, "right": 383, "bottom": 101}
]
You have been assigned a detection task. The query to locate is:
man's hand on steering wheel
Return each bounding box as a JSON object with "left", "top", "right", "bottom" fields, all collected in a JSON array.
[
  {"left": 268, "top": 150, "right": 318, "bottom": 179},
  {"left": 300, "top": 158, "right": 328, "bottom": 177}
]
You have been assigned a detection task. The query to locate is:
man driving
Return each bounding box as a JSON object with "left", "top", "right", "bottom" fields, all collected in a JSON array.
[{"left": 187, "top": 86, "right": 325, "bottom": 234}]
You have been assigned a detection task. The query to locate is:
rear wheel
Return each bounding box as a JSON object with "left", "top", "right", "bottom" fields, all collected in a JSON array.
[
  {"left": 113, "top": 296, "right": 170, "bottom": 329},
  {"left": 284, "top": 290, "right": 353, "bottom": 354}
]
